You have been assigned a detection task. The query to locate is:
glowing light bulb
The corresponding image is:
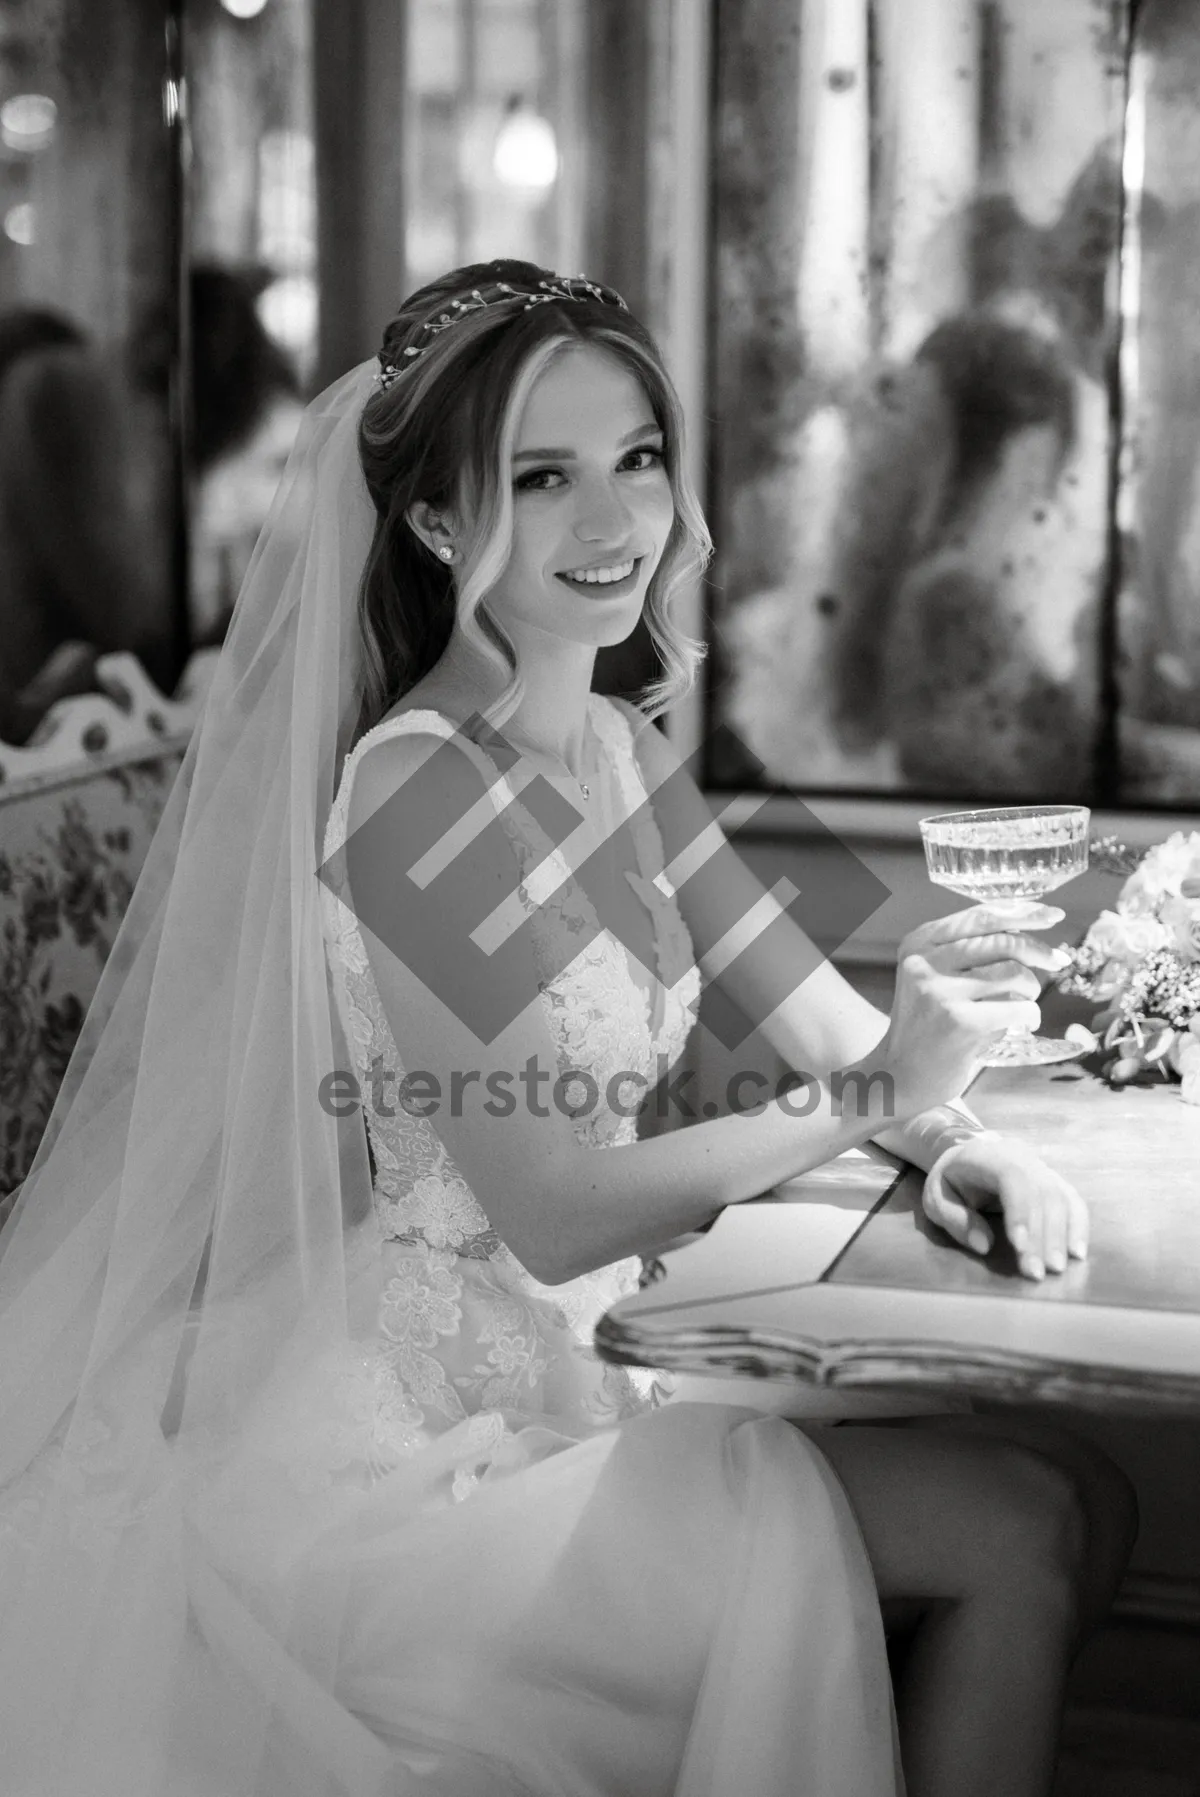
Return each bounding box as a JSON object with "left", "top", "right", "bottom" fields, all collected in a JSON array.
[
  {"left": 4, "top": 203, "right": 35, "bottom": 245},
  {"left": 256, "top": 275, "right": 318, "bottom": 358},
  {"left": 220, "top": 0, "right": 270, "bottom": 17},
  {"left": 0, "top": 93, "right": 57, "bottom": 153},
  {"left": 492, "top": 103, "right": 559, "bottom": 191}
]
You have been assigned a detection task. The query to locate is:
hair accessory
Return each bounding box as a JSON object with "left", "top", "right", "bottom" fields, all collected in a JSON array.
[{"left": 377, "top": 275, "right": 628, "bottom": 391}]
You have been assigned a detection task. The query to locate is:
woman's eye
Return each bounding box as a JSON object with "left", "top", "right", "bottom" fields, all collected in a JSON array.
[
  {"left": 515, "top": 468, "right": 566, "bottom": 492},
  {"left": 619, "top": 447, "right": 665, "bottom": 472}
]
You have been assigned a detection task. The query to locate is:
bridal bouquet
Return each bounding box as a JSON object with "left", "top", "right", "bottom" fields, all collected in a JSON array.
[{"left": 1058, "top": 831, "right": 1200, "bottom": 1102}]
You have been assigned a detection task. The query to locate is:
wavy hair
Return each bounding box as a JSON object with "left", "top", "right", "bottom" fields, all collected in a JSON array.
[{"left": 354, "top": 258, "right": 710, "bottom": 741}]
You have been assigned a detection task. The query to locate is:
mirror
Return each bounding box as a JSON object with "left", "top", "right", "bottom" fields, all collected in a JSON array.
[{"left": 709, "top": 0, "right": 1154, "bottom": 804}]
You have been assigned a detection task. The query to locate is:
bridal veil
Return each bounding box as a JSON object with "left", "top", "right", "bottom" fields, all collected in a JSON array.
[
  {"left": 0, "top": 356, "right": 901, "bottom": 1796},
  {"left": 0, "top": 358, "right": 393, "bottom": 1793}
]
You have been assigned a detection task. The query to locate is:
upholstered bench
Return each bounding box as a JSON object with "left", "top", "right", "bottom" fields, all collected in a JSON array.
[{"left": 0, "top": 650, "right": 216, "bottom": 1222}]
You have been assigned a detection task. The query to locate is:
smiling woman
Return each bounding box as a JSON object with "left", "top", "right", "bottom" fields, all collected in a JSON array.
[
  {"left": 0, "top": 256, "right": 1136, "bottom": 1797},
  {"left": 353, "top": 259, "right": 711, "bottom": 761}
]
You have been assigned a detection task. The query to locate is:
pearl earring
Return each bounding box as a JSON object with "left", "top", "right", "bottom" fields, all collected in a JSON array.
[{"left": 437, "top": 545, "right": 456, "bottom": 563}]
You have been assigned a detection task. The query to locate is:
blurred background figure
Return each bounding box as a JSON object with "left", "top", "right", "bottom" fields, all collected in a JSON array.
[
  {"left": 0, "top": 307, "right": 170, "bottom": 745},
  {"left": 719, "top": 135, "right": 1122, "bottom": 800},
  {"left": 188, "top": 263, "right": 304, "bottom": 648}
]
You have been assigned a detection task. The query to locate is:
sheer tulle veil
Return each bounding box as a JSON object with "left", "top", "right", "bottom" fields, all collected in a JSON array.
[
  {"left": 0, "top": 336, "right": 907, "bottom": 1797},
  {"left": 0, "top": 358, "right": 399, "bottom": 1796}
]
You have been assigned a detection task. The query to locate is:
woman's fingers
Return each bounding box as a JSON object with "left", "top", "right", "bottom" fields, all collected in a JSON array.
[
  {"left": 931, "top": 934, "right": 1074, "bottom": 978},
  {"left": 926, "top": 1146, "right": 1091, "bottom": 1283},
  {"left": 1038, "top": 1178, "right": 1069, "bottom": 1275},
  {"left": 967, "top": 959, "right": 1044, "bottom": 1000},
  {"left": 945, "top": 989, "right": 1043, "bottom": 1033},
  {"left": 1065, "top": 1181, "right": 1090, "bottom": 1262},
  {"left": 905, "top": 903, "right": 1064, "bottom": 956},
  {"left": 923, "top": 1171, "right": 995, "bottom": 1258},
  {"left": 999, "top": 1167, "right": 1088, "bottom": 1280},
  {"left": 994, "top": 1174, "right": 1046, "bottom": 1280}
]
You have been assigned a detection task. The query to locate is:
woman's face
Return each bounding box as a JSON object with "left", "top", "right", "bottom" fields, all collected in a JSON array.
[{"left": 479, "top": 343, "right": 676, "bottom": 650}]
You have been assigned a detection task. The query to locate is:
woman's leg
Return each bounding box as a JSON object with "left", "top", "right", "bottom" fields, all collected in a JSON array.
[
  {"left": 815, "top": 1422, "right": 1090, "bottom": 1797},
  {"left": 877, "top": 1409, "right": 1139, "bottom": 1640}
]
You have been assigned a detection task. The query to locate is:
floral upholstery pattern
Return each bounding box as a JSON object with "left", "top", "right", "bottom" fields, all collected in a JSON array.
[{"left": 0, "top": 754, "right": 182, "bottom": 1217}]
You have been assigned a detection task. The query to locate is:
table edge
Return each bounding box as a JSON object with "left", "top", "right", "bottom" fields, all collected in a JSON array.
[{"left": 595, "top": 1311, "right": 1200, "bottom": 1417}]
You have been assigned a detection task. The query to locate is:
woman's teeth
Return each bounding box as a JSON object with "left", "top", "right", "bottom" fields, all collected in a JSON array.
[{"left": 560, "top": 558, "right": 637, "bottom": 586}]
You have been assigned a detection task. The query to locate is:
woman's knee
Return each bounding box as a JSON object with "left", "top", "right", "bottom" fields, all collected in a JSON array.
[
  {"left": 929, "top": 1411, "right": 1140, "bottom": 1591},
  {"left": 975, "top": 1438, "right": 1090, "bottom": 1623}
]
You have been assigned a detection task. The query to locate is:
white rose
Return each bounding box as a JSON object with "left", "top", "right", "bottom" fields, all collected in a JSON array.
[
  {"left": 1083, "top": 908, "right": 1170, "bottom": 965},
  {"left": 1119, "top": 832, "right": 1200, "bottom": 915},
  {"left": 1161, "top": 895, "right": 1200, "bottom": 964}
]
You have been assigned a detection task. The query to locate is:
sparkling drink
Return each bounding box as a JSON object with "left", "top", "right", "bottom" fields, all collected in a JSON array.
[
  {"left": 923, "top": 822, "right": 1089, "bottom": 904},
  {"left": 918, "top": 805, "right": 1090, "bottom": 1067}
]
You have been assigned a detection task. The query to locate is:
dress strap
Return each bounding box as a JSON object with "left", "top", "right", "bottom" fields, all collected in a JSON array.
[
  {"left": 327, "top": 708, "right": 529, "bottom": 861},
  {"left": 326, "top": 706, "right": 601, "bottom": 939}
]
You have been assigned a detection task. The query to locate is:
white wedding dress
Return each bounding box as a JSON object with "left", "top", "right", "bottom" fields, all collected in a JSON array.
[{"left": 299, "top": 691, "right": 902, "bottom": 1795}]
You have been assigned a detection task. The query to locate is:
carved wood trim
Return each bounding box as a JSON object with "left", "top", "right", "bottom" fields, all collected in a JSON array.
[
  {"left": 0, "top": 649, "right": 220, "bottom": 798},
  {"left": 595, "top": 1309, "right": 1200, "bottom": 1418}
]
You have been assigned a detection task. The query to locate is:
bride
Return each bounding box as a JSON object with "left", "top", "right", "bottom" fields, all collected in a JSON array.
[{"left": 0, "top": 259, "right": 1134, "bottom": 1797}]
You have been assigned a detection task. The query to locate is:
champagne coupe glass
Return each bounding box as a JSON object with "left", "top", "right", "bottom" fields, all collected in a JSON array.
[{"left": 918, "top": 804, "right": 1090, "bottom": 1068}]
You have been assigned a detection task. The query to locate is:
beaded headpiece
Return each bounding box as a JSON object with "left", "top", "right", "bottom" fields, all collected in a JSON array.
[{"left": 377, "top": 275, "right": 629, "bottom": 391}]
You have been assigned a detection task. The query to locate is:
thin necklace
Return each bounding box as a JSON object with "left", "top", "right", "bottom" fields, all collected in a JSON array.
[
  {"left": 506, "top": 719, "right": 596, "bottom": 801},
  {"left": 452, "top": 677, "right": 597, "bottom": 801}
]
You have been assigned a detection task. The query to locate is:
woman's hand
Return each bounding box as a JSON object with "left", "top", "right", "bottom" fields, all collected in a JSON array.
[
  {"left": 881, "top": 903, "right": 1072, "bottom": 1118},
  {"left": 922, "top": 1134, "right": 1090, "bottom": 1281}
]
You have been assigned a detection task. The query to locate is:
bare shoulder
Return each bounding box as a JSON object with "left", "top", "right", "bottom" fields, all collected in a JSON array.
[{"left": 346, "top": 711, "right": 491, "bottom": 841}]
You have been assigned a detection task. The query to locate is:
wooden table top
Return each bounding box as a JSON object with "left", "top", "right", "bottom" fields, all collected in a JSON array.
[{"left": 596, "top": 1065, "right": 1200, "bottom": 1416}]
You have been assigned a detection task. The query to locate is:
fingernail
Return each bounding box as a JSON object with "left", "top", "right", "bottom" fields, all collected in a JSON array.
[
  {"left": 1046, "top": 1251, "right": 1066, "bottom": 1274},
  {"left": 1050, "top": 946, "right": 1074, "bottom": 970},
  {"left": 968, "top": 1228, "right": 990, "bottom": 1255},
  {"left": 1010, "top": 1224, "right": 1029, "bottom": 1251},
  {"left": 1023, "top": 1255, "right": 1046, "bottom": 1281}
]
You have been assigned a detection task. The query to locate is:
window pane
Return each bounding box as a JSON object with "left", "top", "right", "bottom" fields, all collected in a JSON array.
[
  {"left": 1117, "top": 0, "right": 1200, "bottom": 805},
  {"left": 709, "top": 0, "right": 1128, "bottom": 801}
]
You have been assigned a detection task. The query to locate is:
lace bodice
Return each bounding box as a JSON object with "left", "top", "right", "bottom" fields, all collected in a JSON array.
[{"left": 318, "top": 693, "right": 700, "bottom": 1486}]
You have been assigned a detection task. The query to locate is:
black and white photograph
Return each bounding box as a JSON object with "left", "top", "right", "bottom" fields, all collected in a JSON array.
[{"left": 0, "top": 3, "right": 1197, "bottom": 1794}]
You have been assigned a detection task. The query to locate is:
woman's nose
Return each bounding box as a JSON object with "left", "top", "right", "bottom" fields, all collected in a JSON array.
[{"left": 573, "top": 475, "right": 634, "bottom": 543}]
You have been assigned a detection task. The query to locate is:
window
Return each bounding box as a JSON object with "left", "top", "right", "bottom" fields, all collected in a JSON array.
[{"left": 708, "top": 0, "right": 1200, "bottom": 813}]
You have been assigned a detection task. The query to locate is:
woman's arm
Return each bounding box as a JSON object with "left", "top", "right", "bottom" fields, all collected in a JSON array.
[
  {"left": 616, "top": 705, "right": 1089, "bottom": 1276},
  {"left": 614, "top": 700, "right": 1062, "bottom": 1177},
  {"left": 344, "top": 730, "right": 961, "bottom": 1286}
]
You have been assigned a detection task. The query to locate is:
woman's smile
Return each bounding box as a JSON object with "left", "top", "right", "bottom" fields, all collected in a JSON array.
[{"left": 556, "top": 554, "right": 644, "bottom": 596}]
